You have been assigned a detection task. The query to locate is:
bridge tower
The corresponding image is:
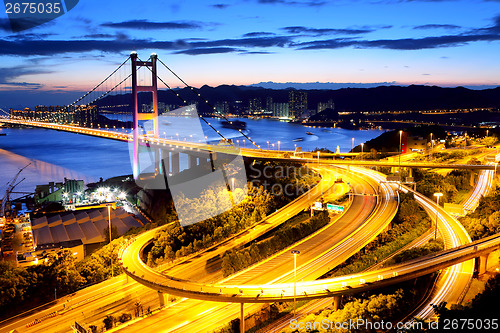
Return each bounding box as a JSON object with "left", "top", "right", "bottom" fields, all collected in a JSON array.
[{"left": 131, "top": 52, "right": 160, "bottom": 179}]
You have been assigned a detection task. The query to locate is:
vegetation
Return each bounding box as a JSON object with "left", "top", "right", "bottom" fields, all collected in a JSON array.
[
  {"left": 221, "top": 211, "right": 329, "bottom": 277},
  {"left": 459, "top": 187, "right": 500, "bottom": 240},
  {"left": 414, "top": 168, "right": 473, "bottom": 204},
  {"left": 324, "top": 192, "right": 431, "bottom": 278},
  {"left": 389, "top": 239, "right": 444, "bottom": 264},
  {"left": 0, "top": 237, "right": 127, "bottom": 317},
  {"left": 146, "top": 161, "right": 320, "bottom": 266},
  {"left": 433, "top": 274, "right": 500, "bottom": 330}
]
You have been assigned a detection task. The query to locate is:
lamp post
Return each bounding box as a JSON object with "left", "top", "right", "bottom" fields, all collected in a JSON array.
[
  {"left": 291, "top": 250, "right": 300, "bottom": 317},
  {"left": 108, "top": 204, "right": 113, "bottom": 277},
  {"left": 433, "top": 193, "right": 443, "bottom": 240},
  {"left": 278, "top": 141, "right": 280, "bottom": 151},
  {"left": 351, "top": 137, "right": 354, "bottom": 151},
  {"left": 361, "top": 143, "right": 364, "bottom": 160},
  {"left": 430, "top": 133, "right": 433, "bottom": 160},
  {"left": 399, "top": 130, "right": 403, "bottom": 176}
]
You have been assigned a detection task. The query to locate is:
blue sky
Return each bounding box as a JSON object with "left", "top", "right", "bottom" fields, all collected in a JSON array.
[{"left": 1, "top": 0, "right": 500, "bottom": 108}]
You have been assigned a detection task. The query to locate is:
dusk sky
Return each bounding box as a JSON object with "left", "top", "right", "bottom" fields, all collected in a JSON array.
[{"left": 1, "top": 0, "right": 500, "bottom": 109}]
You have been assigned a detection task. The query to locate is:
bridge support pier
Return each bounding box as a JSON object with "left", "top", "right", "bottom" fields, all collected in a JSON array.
[
  {"left": 158, "top": 291, "right": 165, "bottom": 308},
  {"left": 333, "top": 295, "right": 342, "bottom": 311},
  {"left": 188, "top": 154, "right": 198, "bottom": 169},
  {"left": 240, "top": 303, "right": 245, "bottom": 333},
  {"left": 171, "top": 152, "right": 180, "bottom": 174},
  {"left": 479, "top": 254, "right": 489, "bottom": 275}
]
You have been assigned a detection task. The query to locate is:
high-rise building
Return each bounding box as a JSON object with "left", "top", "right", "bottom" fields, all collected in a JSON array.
[
  {"left": 317, "top": 99, "right": 335, "bottom": 115},
  {"left": 248, "top": 97, "right": 262, "bottom": 114},
  {"left": 271, "top": 103, "right": 290, "bottom": 118},
  {"left": 266, "top": 96, "right": 273, "bottom": 113},
  {"left": 288, "top": 91, "right": 307, "bottom": 119},
  {"left": 215, "top": 101, "right": 230, "bottom": 115}
]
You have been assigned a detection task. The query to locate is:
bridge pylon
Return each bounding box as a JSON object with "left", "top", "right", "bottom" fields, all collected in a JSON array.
[{"left": 131, "top": 52, "right": 160, "bottom": 179}]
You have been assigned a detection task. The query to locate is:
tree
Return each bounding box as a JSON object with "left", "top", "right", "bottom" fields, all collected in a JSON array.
[
  {"left": 103, "top": 315, "right": 115, "bottom": 329},
  {"left": 0, "top": 262, "right": 31, "bottom": 308}
]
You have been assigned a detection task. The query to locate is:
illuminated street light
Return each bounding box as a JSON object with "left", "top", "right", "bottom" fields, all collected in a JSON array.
[
  {"left": 361, "top": 143, "right": 364, "bottom": 160},
  {"left": 430, "top": 133, "right": 433, "bottom": 161},
  {"left": 108, "top": 204, "right": 113, "bottom": 277},
  {"left": 291, "top": 250, "right": 300, "bottom": 317},
  {"left": 433, "top": 193, "right": 443, "bottom": 240},
  {"left": 399, "top": 130, "right": 403, "bottom": 178}
]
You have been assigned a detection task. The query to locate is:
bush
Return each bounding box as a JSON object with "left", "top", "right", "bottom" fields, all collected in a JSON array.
[
  {"left": 221, "top": 211, "right": 329, "bottom": 277},
  {"left": 118, "top": 312, "right": 132, "bottom": 323}
]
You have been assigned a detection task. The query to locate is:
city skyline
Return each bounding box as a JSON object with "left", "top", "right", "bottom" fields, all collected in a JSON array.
[{"left": 1, "top": 0, "right": 500, "bottom": 108}]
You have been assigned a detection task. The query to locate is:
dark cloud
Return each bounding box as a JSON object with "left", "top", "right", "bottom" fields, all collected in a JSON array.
[
  {"left": 282, "top": 26, "right": 373, "bottom": 36},
  {"left": 211, "top": 4, "right": 230, "bottom": 9},
  {"left": 295, "top": 31, "right": 500, "bottom": 50},
  {"left": 243, "top": 32, "right": 276, "bottom": 37},
  {"left": 175, "top": 47, "right": 240, "bottom": 55},
  {"left": 0, "top": 35, "right": 292, "bottom": 56},
  {"left": 0, "top": 67, "right": 50, "bottom": 89},
  {"left": 82, "top": 33, "right": 115, "bottom": 39},
  {"left": 100, "top": 19, "right": 204, "bottom": 30},
  {"left": 0, "top": 18, "right": 11, "bottom": 32},
  {"left": 192, "top": 36, "right": 293, "bottom": 48},
  {"left": 414, "top": 24, "right": 462, "bottom": 30}
]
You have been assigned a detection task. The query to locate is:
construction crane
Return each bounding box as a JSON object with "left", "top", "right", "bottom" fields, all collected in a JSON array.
[{"left": 0, "top": 163, "right": 31, "bottom": 217}]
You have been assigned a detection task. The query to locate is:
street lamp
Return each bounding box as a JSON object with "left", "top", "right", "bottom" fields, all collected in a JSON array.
[
  {"left": 361, "top": 143, "right": 364, "bottom": 160},
  {"left": 291, "top": 250, "right": 300, "bottom": 317},
  {"left": 351, "top": 137, "right": 354, "bottom": 151},
  {"left": 430, "top": 133, "right": 433, "bottom": 160},
  {"left": 278, "top": 141, "right": 280, "bottom": 151},
  {"left": 108, "top": 204, "right": 113, "bottom": 277},
  {"left": 433, "top": 193, "right": 443, "bottom": 240},
  {"left": 399, "top": 130, "right": 403, "bottom": 177}
]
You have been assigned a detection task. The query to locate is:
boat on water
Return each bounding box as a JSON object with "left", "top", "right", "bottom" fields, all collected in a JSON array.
[
  {"left": 306, "top": 131, "right": 314, "bottom": 135},
  {"left": 221, "top": 120, "right": 247, "bottom": 130},
  {"left": 293, "top": 137, "right": 304, "bottom": 142}
]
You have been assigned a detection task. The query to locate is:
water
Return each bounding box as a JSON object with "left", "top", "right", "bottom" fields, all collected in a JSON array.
[{"left": 0, "top": 119, "right": 384, "bottom": 198}]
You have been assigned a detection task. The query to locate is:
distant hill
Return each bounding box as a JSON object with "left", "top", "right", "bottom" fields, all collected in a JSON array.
[{"left": 95, "top": 84, "right": 500, "bottom": 114}]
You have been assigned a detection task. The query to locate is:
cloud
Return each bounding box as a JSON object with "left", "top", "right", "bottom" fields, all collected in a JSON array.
[
  {"left": 282, "top": 26, "right": 374, "bottom": 36},
  {"left": 243, "top": 32, "right": 276, "bottom": 37},
  {"left": 100, "top": 19, "right": 204, "bottom": 30},
  {"left": 414, "top": 24, "right": 462, "bottom": 30},
  {"left": 0, "top": 18, "right": 11, "bottom": 32},
  {"left": 175, "top": 47, "right": 241, "bottom": 55},
  {"left": 211, "top": 4, "right": 230, "bottom": 9},
  {"left": 0, "top": 67, "right": 50, "bottom": 89}
]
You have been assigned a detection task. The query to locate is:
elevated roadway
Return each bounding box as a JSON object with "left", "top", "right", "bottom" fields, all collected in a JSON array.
[{"left": 0, "top": 118, "right": 496, "bottom": 170}]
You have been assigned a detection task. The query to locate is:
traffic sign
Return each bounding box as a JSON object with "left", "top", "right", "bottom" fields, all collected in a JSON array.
[{"left": 326, "top": 204, "right": 344, "bottom": 213}]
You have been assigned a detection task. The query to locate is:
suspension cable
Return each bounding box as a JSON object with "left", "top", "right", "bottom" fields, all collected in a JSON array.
[
  {"left": 157, "top": 57, "right": 262, "bottom": 150},
  {"left": 69, "top": 56, "right": 131, "bottom": 107},
  {"left": 139, "top": 55, "right": 229, "bottom": 144}
]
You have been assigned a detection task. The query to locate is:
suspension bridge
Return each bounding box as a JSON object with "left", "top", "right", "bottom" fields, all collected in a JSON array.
[{"left": 0, "top": 52, "right": 496, "bottom": 174}]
